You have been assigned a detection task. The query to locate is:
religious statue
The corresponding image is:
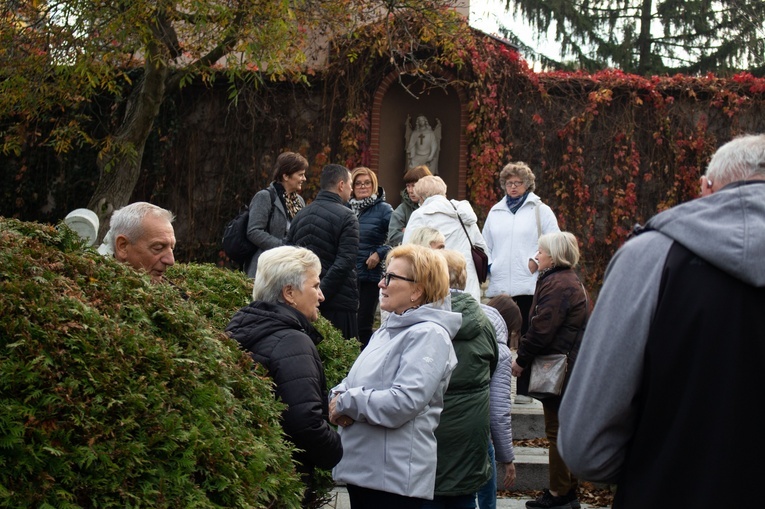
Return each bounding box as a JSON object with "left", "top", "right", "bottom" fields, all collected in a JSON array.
[{"left": 404, "top": 114, "right": 442, "bottom": 174}]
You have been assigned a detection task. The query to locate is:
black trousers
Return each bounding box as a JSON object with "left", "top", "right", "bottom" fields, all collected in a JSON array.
[
  {"left": 513, "top": 294, "right": 534, "bottom": 336},
  {"left": 321, "top": 308, "right": 359, "bottom": 342},
  {"left": 346, "top": 484, "right": 426, "bottom": 509},
  {"left": 357, "top": 280, "right": 380, "bottom": 347}
]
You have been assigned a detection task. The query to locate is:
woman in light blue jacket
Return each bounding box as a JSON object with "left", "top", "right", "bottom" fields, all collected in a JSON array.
[{"left": 330, "top": 244, "right": 461, "bottom": 508}]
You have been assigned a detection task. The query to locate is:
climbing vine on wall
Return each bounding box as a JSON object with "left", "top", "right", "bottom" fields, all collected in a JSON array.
[{"left": 328, "top": 14, "right": 765, "bottom": 293}]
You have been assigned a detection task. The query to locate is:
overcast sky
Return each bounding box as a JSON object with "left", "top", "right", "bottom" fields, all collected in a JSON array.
[{"left": 469, "top": 0, "right": 564, "bottom": 66}]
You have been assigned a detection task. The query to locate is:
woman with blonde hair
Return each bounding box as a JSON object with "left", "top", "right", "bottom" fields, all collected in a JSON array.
[
  {"left": 330, "top": 244, "right": 461, "bottom": 508},
  {"left": 350, "top": 166, "right": 393, "bottom": 346},
  {"left": 407, "top": 226, "right": 446, "bottom": 250}
]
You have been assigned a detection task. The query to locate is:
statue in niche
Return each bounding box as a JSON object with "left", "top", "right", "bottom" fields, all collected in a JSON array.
[{"left": 404, "top": 114, "right": 442, "bottom": 174}]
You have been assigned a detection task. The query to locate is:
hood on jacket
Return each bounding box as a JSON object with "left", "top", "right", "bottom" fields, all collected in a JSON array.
[
  {"left": 419, "top": 195, "right": 479, "bottom": 226},
  {"left": 645, "top": 180, "right": 765, "bottom": 287},
  {"left": 451, "top": 291, "right": 483, "bottom": 342},
  {"left": 225, "top": 301, "right": 321, "bottom": 351},
  {"left": 385, "top": 299, "right": 462, "bottom": 339},
  {"left": 399, "top": 188, "right": 418, "bottom": 209}
]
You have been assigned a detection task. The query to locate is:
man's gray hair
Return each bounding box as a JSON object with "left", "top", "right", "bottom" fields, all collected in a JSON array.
[
  {"left": 107, "top": 202, "right": 175, "bottom": 252},
  {"left": 706, "top": 133, "right": 765, "bottom": 187},
  {"left": 252, "top": 246, "right": 321, "bottom": 303}
]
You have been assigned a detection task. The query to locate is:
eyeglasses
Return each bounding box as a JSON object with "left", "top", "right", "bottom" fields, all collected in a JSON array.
[
  {"left": 381, "top": 272, "right": 416, "bottom": 286},
  {"left": 354, "top": 180, "right": 373, "bottom": 188},
  {"left": 506, "top": 181, "right": 525, "bottom": 188}
]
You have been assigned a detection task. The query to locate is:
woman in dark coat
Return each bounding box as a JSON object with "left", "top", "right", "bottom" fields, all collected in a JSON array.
[
  {"left": 349, "top": 166, "right": 393, "bottom": 346},
  {"left": 511, "top": 232, "right": 588, "bottom": 509},
  {"left": 226, "top": 245, "right": 342, "bottom": 505},
  {"left": 245, "top": 151, "right": 307, "bottom": 278}
]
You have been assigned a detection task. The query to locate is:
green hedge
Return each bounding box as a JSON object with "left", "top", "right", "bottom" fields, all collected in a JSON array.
[{"left": 0, "top": 218, "right": 359, "bottom": 508}]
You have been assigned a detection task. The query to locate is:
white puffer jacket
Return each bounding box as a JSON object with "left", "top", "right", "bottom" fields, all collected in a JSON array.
[{"left": 482, "top": 193, "right": 559, "bottom": 298}]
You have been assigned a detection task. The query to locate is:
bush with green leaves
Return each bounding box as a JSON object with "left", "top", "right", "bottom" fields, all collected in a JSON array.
[{"left": 0, "top": 218, "right": 359, "bottom": 508}]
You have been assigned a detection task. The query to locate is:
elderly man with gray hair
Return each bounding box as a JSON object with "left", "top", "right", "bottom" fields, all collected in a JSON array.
[
  {"left": 559, "top": 133, "right": 765, "bottom": 509},
  {"left": 98, "top": 202, "right": 176, "bottom": 283}
]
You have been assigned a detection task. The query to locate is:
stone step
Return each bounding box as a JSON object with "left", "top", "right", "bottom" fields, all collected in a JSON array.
[
  {"left": 511, "top": 398, "right": 545, "bottom": 440},
  {"left": 509, "top": 397, "right": 549, "bottom": 490},
  {"left": 508, "top": 446, "right": 549, "bottom": 491}
]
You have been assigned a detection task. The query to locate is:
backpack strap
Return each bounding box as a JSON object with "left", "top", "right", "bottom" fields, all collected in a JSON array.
[{"left": 265, "top": 186, "right": 277, "bottom": 233}]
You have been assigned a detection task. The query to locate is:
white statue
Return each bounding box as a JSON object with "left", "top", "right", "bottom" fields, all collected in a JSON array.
[{"left": 405, "top": 114, "right": 442, "bottom": 174}]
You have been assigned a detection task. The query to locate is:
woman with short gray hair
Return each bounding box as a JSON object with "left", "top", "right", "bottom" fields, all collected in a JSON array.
[
  {"left": 402, "top": 176, "right": 488, "bottom": 301},
  {"left": 226, "top": 245, "right": 342, "bottom": 506},
  {"left": 510, "top": 231, "right": 588, "bottom": 509}
]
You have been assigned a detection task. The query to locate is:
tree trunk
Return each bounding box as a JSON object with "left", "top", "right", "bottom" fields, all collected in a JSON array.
[
  {"left": 636, "top": 0, "right": 654, "bottom": 74},
  {"left": 88, "top": 42, "right": 169, "bottom": 241}
]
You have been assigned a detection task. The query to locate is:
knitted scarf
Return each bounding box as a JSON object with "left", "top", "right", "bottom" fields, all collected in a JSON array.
[
  {"left": 505, "top": 191, "right": 530, "bottom": 214},
  {"left": 349, "top": 195, "right": 377, "bottom": 217}
]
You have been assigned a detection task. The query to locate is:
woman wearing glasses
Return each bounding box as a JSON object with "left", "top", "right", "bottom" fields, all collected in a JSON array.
[
  {"left": 482, "top": 162, "right": 559, "bottom": 343},
  {"left": 349, "top": 167, "right": 393, "bottom": 347},
  {"left": 329, "top": 244, "right": 461, "bottom": 509}
]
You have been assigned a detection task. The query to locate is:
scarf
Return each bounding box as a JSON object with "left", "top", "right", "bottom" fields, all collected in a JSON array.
[
  {"left": 506, "top": 191, "right": 530, "bottom": 214},
  {"left": 274, "top": 182, "right": 303, "bottom": 220},
  {"left": 349, "top": 195, "right": 377, "bottom": 217}
]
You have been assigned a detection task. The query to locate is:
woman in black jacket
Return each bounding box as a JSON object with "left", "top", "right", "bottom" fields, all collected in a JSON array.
[
  {"left": 511, "top": 232, "right": 588, "bottom": 509},
  {"left": 349, "top": 166, "right": 393, "bottom": 347},
  {"left": 226, "top": 245, "right": 342, "bottom": 505}
]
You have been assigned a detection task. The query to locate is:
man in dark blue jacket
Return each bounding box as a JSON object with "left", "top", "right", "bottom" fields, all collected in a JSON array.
[{"left": 287, "top": 164, "right": 360, "bottom": 340}]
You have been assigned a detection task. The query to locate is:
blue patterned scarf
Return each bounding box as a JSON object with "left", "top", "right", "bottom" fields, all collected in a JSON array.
[{"left": 506, "top": 191, "right": 530, "bottom": 214}]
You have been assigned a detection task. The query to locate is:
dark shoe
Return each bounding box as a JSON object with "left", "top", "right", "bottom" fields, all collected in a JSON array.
[
  {"left": 525, "top": 489, "right": 572, "bottom": 509},
  {"left": 565, "top": 487, "right": 581, "bottom": 509}
]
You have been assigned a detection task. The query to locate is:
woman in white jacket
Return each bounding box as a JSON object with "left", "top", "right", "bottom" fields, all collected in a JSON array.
[
  {"left": 402, "top": 176, "right": 488, "bottom": 301},
  {"left": 482, "top": 162, "right": 559, "bottom": 336}
]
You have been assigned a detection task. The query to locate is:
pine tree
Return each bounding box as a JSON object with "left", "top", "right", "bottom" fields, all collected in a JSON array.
[{"left": 497, "top": 0, "right": 765, "bottom": 75}]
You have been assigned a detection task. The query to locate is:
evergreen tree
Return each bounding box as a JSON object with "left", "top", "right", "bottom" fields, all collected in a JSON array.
[{"left": 496, "top": 0, "right": 765, "bottom": 75}]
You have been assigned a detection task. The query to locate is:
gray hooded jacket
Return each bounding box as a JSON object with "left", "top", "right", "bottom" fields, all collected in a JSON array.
[
  {"left": 559, "top": 180, "right": 765, "bottom": 489},
  {"left": 331, "top": 300, "right": 461, "bottom": 499}
]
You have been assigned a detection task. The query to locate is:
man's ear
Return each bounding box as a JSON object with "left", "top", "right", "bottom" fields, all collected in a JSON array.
[
  {"left": 700, "top": 176, "right": 715, "bottom": 197},
  {"left": 114, "top": 234, "right": 130, "bottom": 261}
]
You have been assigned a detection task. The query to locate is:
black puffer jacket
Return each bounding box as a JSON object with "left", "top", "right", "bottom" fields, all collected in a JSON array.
[
  {"left": 225, "top": 301, "right": 343, "bottom": 476},
  {"left": 287, "top": 190, "right": 360, "bottom": 311}
]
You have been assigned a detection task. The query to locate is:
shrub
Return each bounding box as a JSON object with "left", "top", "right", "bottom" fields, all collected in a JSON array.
[{"left": 0, "top": 218, "right": 306, "bottom": 508}]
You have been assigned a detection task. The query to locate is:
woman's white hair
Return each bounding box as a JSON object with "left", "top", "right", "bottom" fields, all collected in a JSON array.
[
  {"left": 538, "top": 231, "right": 580, "bottom": 269},
  {"left": 413, "top": 175, "right": 447, "bottom": 201},
  {"left": 406, "top": 226, "right": 445, "bottom": 248},
  {"left": 252, "top": 246, "right": 321, "bottom": 303}
]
